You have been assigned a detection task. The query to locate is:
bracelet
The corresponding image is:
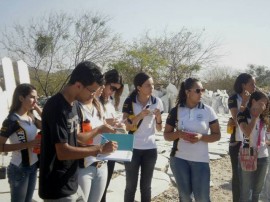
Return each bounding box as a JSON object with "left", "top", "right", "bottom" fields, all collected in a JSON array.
[{"left": 156, "top": 121, "right": 162, "bottom": 124}]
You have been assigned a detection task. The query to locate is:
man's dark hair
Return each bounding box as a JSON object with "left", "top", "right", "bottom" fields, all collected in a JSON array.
[{"left": 68, "top": 61, "right": 104, "bottom": 86}]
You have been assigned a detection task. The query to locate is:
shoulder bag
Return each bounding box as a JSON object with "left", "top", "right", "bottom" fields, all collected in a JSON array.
[{"left": 239, "top": 120, "right": 263, "bottom": 172}]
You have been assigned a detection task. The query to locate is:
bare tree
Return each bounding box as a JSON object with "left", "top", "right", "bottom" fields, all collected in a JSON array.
[
  {"left": 111, "top": 28, "right": 221, "bottom": 88},
  {"left": 153, "top": 28, "right": 221, "bottom": 87},
  {"left": 0, "top": 12, "right": 122, "bottom": 96},
  {"left": 202, "top": 66, "right": 237, "bottom": 95}
]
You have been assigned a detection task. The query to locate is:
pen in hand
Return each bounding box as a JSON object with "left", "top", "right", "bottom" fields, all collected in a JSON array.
[{"left": 101, "top": 135, "right": 110, "bottom": 143}]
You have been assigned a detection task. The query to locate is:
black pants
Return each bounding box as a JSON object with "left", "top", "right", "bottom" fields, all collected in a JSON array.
[
  {"left": 100, "top": 160, "right": 115, "bottom": 202},
  {"left": 229, "top": 142, "right": 241, "bottom": 202}
]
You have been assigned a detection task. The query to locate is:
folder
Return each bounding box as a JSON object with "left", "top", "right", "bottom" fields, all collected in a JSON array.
[{"left": 96, "top": 134, "right": 134, "bottom": 162}]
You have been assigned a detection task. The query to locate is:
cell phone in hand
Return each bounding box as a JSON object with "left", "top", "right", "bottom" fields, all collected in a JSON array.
[{"left": 183, "top": 131, "right": 196, "bottom": 136}]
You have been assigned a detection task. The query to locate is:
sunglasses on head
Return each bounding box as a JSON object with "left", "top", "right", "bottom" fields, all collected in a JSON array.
[{"left": 189, "top": 88, "right": 206, "bottom": 94}]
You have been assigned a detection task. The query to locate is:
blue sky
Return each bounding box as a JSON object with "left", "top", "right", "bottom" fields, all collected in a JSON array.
[{"left": 1, "top": 0, "right": 270, "bottom": 70}]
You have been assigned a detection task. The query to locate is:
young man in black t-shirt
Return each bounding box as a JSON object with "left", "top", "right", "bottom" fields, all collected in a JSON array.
[{"left": 39, "top": 61, "right": 118, "bottom": 201}]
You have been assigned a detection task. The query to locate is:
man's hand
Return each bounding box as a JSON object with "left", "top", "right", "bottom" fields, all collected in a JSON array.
[{"left": 100, "top": 141, "right": 118, "bottom": 154}]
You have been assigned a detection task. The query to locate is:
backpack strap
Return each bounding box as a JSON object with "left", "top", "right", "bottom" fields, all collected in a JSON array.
[{"left": 170, "top": 106, "right": 180, "bottom": 157}]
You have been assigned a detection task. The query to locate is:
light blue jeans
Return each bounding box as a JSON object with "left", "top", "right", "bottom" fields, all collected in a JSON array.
[
  {"left": 262, "top": 147, "right": 270, "bottom": 200},
  {"left": 240, "top": 157, "right": 269, "bottom": 202},
  {"left": 170, "top": 157, "right": 211, "bottom": 202},
  {"left": 78, "top": 162, "right": 108, "bottom": 202},
  {"left": 7, "top": 163, "right": 37, "bottom": 202}
]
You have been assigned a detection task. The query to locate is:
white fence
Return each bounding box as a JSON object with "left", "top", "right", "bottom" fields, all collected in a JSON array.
[{"left": 0, "top": 57, "right": 30, "bottom": 127}]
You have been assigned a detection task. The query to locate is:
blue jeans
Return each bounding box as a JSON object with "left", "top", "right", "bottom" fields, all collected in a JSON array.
[
  {"left": 7, "top": 163, "right": 37, "bottom": 202},
  {"left": 124, "top": 148, "right": 157, "bottom": 202},
  {"left": 240, "top": 157, "right": 269, "bottom": 202},
  {"left": 262, "top": 147, "right": 270, "bottom": 200},
  {"left": 78, "top": 162, "right": 108, "bottom": 202},
  {"left": 170, "top": 157, "right": 211, "bottom": 202}
]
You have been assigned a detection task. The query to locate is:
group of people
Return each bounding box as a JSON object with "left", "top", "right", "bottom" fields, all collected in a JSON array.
[
  {"left": 228, "top": 73, "right": 270, "bottom": 202},
  {"left": 0, "top": 61, "right": 162, "bottom": 202},
  {"left": 0, "top": 60, "right": 269, "bottom": 202}
]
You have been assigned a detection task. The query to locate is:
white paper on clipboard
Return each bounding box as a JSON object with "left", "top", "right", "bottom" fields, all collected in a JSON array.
[{"left": 96, "top": 134, "right": 134, "bottom": 162}]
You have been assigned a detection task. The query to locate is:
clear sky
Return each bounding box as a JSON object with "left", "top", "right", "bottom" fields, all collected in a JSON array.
[{"left": 1, "top": 0, "right": 270, "bottom": 70}]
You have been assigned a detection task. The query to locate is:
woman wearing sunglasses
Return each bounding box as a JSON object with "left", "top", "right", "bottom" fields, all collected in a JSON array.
[
  {"left": 227, "top": 73, "right": 256, "bottom": 202},
  {"left": 164, "top": 77, "right": 221, "bottom": 202},
  {"left": 100, "top": 69, "right": 124, "bottom": 202}
]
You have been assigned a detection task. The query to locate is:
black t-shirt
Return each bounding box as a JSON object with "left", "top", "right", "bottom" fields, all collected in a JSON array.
[{"left": 39, "top": 93, "right": 79, "bottom": 199}]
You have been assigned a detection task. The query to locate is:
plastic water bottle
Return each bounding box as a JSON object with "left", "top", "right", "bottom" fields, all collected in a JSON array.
[
  {"left": 33, "top": 131, "right": 42, "bottom": 154},
  {"left": 82, "top": 119, "right": 93, "bottom": 144}
]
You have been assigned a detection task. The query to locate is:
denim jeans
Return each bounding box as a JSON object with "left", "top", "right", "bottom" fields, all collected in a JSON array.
[
  {"left": 7, "top": 163, "right": 37, "bottom": 202},
  {"left": 170, "top": 157, "right": 211, "bottom": 202},
  {"left": 124, "top": 148, "right": 157, "bottom": 202},
  {"left": 240, "top": 157, "right": 269, "bottom": 202},
  {"left": 78, "top": 162, "right": 107, "bottom": 202},
  {"left": 262, "top": 147, "right": 270, "bottom": 201},
  {"left": 100, "top": 160, "right": 115, "bottom": 202},
  {"left": 229, "top": 142, "right": 241, "bottom": 202}
]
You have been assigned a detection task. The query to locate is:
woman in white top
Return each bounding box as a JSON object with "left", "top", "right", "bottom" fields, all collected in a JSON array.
[
  {"left": 76, "top": 93, "right": 116, "bottom": 202},
  {"left": 237, "top": 91, "right": 269, "bottom": 202},
  {"left": 164, "top": 78, "right": 221, "bottom": 202},
  {"left": 122, "top": 72, "right": 163, "bottom": 202},
  {"left": 227, "top": 73, "right": 256, "bottom": 202},
  {"left": 99, "top": 69, "right": 124, "bottom": 202},
  {"left": 0, "top": 84, "right": 42, "bottom": 202}
]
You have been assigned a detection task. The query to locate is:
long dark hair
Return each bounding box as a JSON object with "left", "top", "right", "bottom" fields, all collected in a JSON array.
[
  {"left": 175, "top": 78, "right": 199, "bottom": 106},
  {"left": 129, "top": 72, "right": 150, "bottom": 99},
  {"left": 9, "top": 83, "right": 36, "bottom": 114},
  {"left": 233, "top": 73, "right": 254, "bottom": 94},
  {"left": 100, "top": 69, "right": 124, "bottom": 110},
  {"left": 247, "top": 91, "right": 269, "bottom": 125},
  {"left": 93, "top": 97, "right": 102, "bottom": 119}
]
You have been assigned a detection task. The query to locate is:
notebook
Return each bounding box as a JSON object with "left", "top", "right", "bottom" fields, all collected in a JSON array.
[{"left": 96, "top": 134, "right": 134, "bottom": 162}]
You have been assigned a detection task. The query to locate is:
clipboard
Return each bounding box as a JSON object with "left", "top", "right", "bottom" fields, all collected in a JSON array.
[{"left": 96, "top": 134, "right": 134, "bottom": 162}]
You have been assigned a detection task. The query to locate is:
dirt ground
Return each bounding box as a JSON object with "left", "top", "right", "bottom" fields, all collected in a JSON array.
[{"left": 152, "top": 155, "right": 233, "bottom": 202}]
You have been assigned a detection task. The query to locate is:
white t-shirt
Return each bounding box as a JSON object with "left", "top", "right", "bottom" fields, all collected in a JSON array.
[
  {"left": 237, "top": 109, "right": 269, "bottom": 158},
  {"left": 79, "top": 102, "right": 105, "bottom": 167},
  {"left": 166, "top": 102, "right": 218, "bottom": 163},
  {"left": 123, "top": 95, "right": 164, "bottom": 150},
  {"left": 103, "top": 99, "right": 116, "bottom": 119}
]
